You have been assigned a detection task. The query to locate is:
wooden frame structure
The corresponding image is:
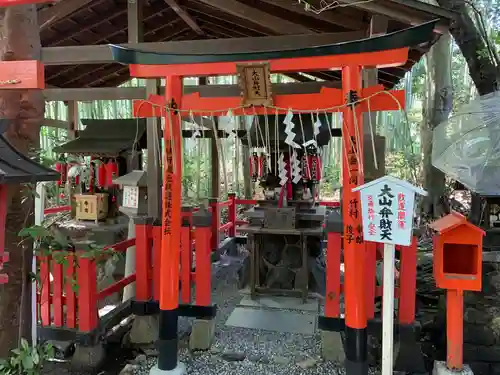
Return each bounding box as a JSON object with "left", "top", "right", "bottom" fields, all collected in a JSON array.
[{"left": 109, "top": 19, "right": 438, "bottom": 375}]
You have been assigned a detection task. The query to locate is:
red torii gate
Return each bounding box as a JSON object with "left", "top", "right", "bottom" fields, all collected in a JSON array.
[{"left": 110, "top": 20, "right": 436, "bottom": 375}]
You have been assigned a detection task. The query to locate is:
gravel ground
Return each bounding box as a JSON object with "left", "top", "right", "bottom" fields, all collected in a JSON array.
[
  {"left": 130, "top": 255, "right": 347, "bottom": 375},
  {"left": 43, "top": 254, "right": 351, "bottom": 375}
]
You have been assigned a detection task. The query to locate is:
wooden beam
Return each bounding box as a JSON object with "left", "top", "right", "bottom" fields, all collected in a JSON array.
[
  {"left": 39, "top": 0, "right": 94, "bottom": 30},
  {"left": 43, "top": 118, "right": 70, "bottom": 129},
  {"left": 41, "top": 31, "right": 365, "bottom": 65},
  {"left": 0, "top": 61, "right": 44, "bottom": 89},
  {"left": 164, "top": 0, "right": 204, "bottom": 36},
  {"left": 66, "top": 101, "right": 78, "bottom": 139},
  {"left": 128, "top": 0, "right": 143, "bottom": 44},
  {"left": 258, "top": 0, "right": 365, "bottom": 30},
  {"left": 43, "top": 81, "right": 342, "bottom": 101},
  {"left": 336, "top": 0, "right": 450, "bottom": 33},
  {"left": 188, "top": 0, "right": 313, "bottom": 35}
]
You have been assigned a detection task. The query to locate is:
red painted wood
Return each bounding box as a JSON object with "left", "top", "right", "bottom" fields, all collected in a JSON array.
[
  {"left": 39, "top": 256, "right": 51, "bottom": 326},
  {"left": 135, "top": 223, "right": 152, "bottom": 301},
  {"left": 365, "top": 242, "right": 377, "bottom": 320},
  {"left": 65, "top": 255, "right": 77, "bottom": 329},
  {"left": 325, "top": 232, "right": 341, "bottom": 317},
  {"left": 129, "top": 48, "right": 409, "bottom": 77},
  {"left": 398, "top": 237, "right": 417, "bottom": 324},
  {"left": 152, "top": 225, "right": 162, "bottom": 301},
  {"left": 76, "top": 255, "right": 98, "bottom": 332},
  {"left": 180, "top": 224, "right": 192, "bottom": 304},
  {"left": 133, "top": 87, "right": 405, "bottom": 118},
  {"left": 195, "top": 226, "right": 211, "bottom": 306},
  {"left": 0, "top": 60, "right": 44, "bottom": 89},
  {"left": 51, "top": 257, "right": 64, "bottom": 327}
]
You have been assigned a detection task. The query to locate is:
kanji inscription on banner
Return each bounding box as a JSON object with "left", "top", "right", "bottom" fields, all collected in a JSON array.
[{"left": 352, "top": 176, "right": 427, "bottom": 246}]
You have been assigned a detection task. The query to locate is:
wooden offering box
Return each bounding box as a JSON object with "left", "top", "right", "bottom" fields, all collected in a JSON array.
[
  {"left": 74, "top": 193, "right": 109, "bottom": 223},
  {"left": 430, "top": 211, "right": 485, "bottom": 292}
]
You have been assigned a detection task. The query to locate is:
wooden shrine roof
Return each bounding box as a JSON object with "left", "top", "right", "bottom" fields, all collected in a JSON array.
[{"left": 39, "top": 0, "right": 457, "bottom": 89}]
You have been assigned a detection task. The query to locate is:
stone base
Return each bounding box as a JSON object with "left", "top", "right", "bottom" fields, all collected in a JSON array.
[
  {"left": 149, "top": 362, "right": 186, "bottom": 375},
  {"left": 130, "top": 315, "right": 159, "bottom": 345},
  {"left": 320, "top": 329, "right": 345, "bottom": 362},
  {"left": 433, "top": 361, "right": 473, "bottom": 375},
  {"left": 70, "top": 344, "right": 106, "bottom": 372},
  {"left": 189, "top": 318, "right": 215, "bottom": 350}
]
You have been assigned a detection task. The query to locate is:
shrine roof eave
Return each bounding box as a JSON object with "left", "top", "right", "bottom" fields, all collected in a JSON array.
[
  {"left": 0, "top": 121, "right": 59, "bottom": 184},
  {"left": 109, "top": 19, "right": 438, "bottom": 67}
]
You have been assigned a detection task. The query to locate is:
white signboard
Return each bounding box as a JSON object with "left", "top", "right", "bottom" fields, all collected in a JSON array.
[
  {"left": 123, "top": 186, "right": 139, "bottom": 209},
  {"left": 353, "top": 176, "right": 427, "bottom": 247}
]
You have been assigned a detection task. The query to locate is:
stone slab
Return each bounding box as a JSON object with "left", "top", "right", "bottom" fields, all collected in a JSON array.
[
  {"left": 225, "top": 307, "right": 316, "bottom": 335},
  {"left": 239, "top": 295, "right": 319, "bottom": 312}
]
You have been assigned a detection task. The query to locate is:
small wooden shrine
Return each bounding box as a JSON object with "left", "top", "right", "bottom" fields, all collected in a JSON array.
[{"left": 53, "top": 118, "right": 147, "bottom": 223}]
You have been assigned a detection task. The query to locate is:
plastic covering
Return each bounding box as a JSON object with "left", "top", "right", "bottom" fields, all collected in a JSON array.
[{"left": 432, "top": 91, "right": 500, "bottom": 196}]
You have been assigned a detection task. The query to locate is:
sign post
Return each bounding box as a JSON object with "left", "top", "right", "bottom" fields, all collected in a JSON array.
[{"left": 353, "top": 176, "right": 427, "bottom": 375}]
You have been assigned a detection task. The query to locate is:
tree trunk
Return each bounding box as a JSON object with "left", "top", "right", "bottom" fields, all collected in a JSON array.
[
  {"left": 0, "top": 5, "right": 43, "bottom": 357},
  {"left": 436, "top": 0, "right": 499, "bottom": 225},
  {"left": 421, "top": 33, "right": 453, "bottom": 218}
]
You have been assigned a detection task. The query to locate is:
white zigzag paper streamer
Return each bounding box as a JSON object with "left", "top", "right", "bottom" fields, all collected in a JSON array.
[
  {"left": 220, "top": 110, "right": 236, "bottom": 142},
  {"left": 303, "top": 139, "right": 318, "bottom": 149},
  {"left": 283, "top": 109, "right": 300, "bottom": 148},
  {"left": 313, "top": 116, "right": 321, "bottom": 137},
  {"left": 189, "top": 111, "right": 201, "bottom": 139},
  {"left": 291, "top": 149, "right": 302, "bottom": 184},
  {"left": 278, "top": 153, "right": 288, "bottom": 186}
]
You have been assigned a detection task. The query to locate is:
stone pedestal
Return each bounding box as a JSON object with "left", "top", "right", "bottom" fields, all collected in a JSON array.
[
  {"left": 189, "top": 318, "right": 215, "bottom": 350},
  {"left": 129, "top": 315, "right": 159, "bottom": 345},
  {"left": 433, "top": 361, "right": 473, "bottom": 375},
  {"left": 320, "top": 330, "right": 345, "bottom": 362},
  {"left": 149, "top": 362, "right": 186, "bottom": 375}
]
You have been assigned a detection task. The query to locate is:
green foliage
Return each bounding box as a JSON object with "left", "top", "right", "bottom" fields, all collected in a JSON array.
[{"left": 0, "top": 339, "right": 54, "bottom": 375}]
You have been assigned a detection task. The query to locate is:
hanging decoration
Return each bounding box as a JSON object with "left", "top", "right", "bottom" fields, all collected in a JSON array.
[
  {"left": 291, "top": 149, "right": 302, "bottom": 184},
  {"left": 278, "top": 153, "right": 288, "bottom": 186},
  {"left": 96, "top": 160, "right": 107, "bottom": 188},
  {"left": 250, "top": 151, "right": 259, "bottom": 182},
  {"left": 106, "top": 159, "right": 118, "bottom": 187},
  {"left": 259, "top": 152, "right": 268, "bottom": 180},
  {"left": 190, "top": 111, "right": 201, "bottom": 139},
  {"left": 308, "top": 145, "right": 322, "bottom": 184},
  {"left": 220, "top": 110, "right": 237, "bottom": 142},
  {"left": 55, "top": 154, "right": 67, "bottom": 187},
  {"left": 283, "top": 110, "right": 300, "bottom": 149}
]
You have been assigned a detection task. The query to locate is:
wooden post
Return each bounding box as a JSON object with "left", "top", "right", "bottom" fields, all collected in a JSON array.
[
  {"left": 342, "top": 65, "right": 367, "bottom": 375},
  {"left": 381, "top": 243, "right": 396, "bottom": 375},
  {"left": 134, "top": 217, "right": 152, "bottom": 301},
  {"left": 398, "top": 236, "right": 417, "bottom": 324},
  {"left": 158, "top": 74, "right": 183, "bottom": 372},
  {"left": 447, "top": 289, "right": 464, "bottom": 370},
  {"left": 146, "top": 79, "right": 162, "bottom": 219},
  {"left": 193, "top": 210, "right": 212, "bottom": 307},
  {"left": 209, "top": 198, "right": 220, "bottom": 250},
  {"left": 66, "top": 101, "right": 78, "bottom": 140},
  {"left": 76, "top": 254, "right": 98, "bottom": 332},
  {"left": 228, "top": 193, "right": 236, "bottom": 238},
  {"left": 180, "top": 207, "right": 192, "bottom": 304}
]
